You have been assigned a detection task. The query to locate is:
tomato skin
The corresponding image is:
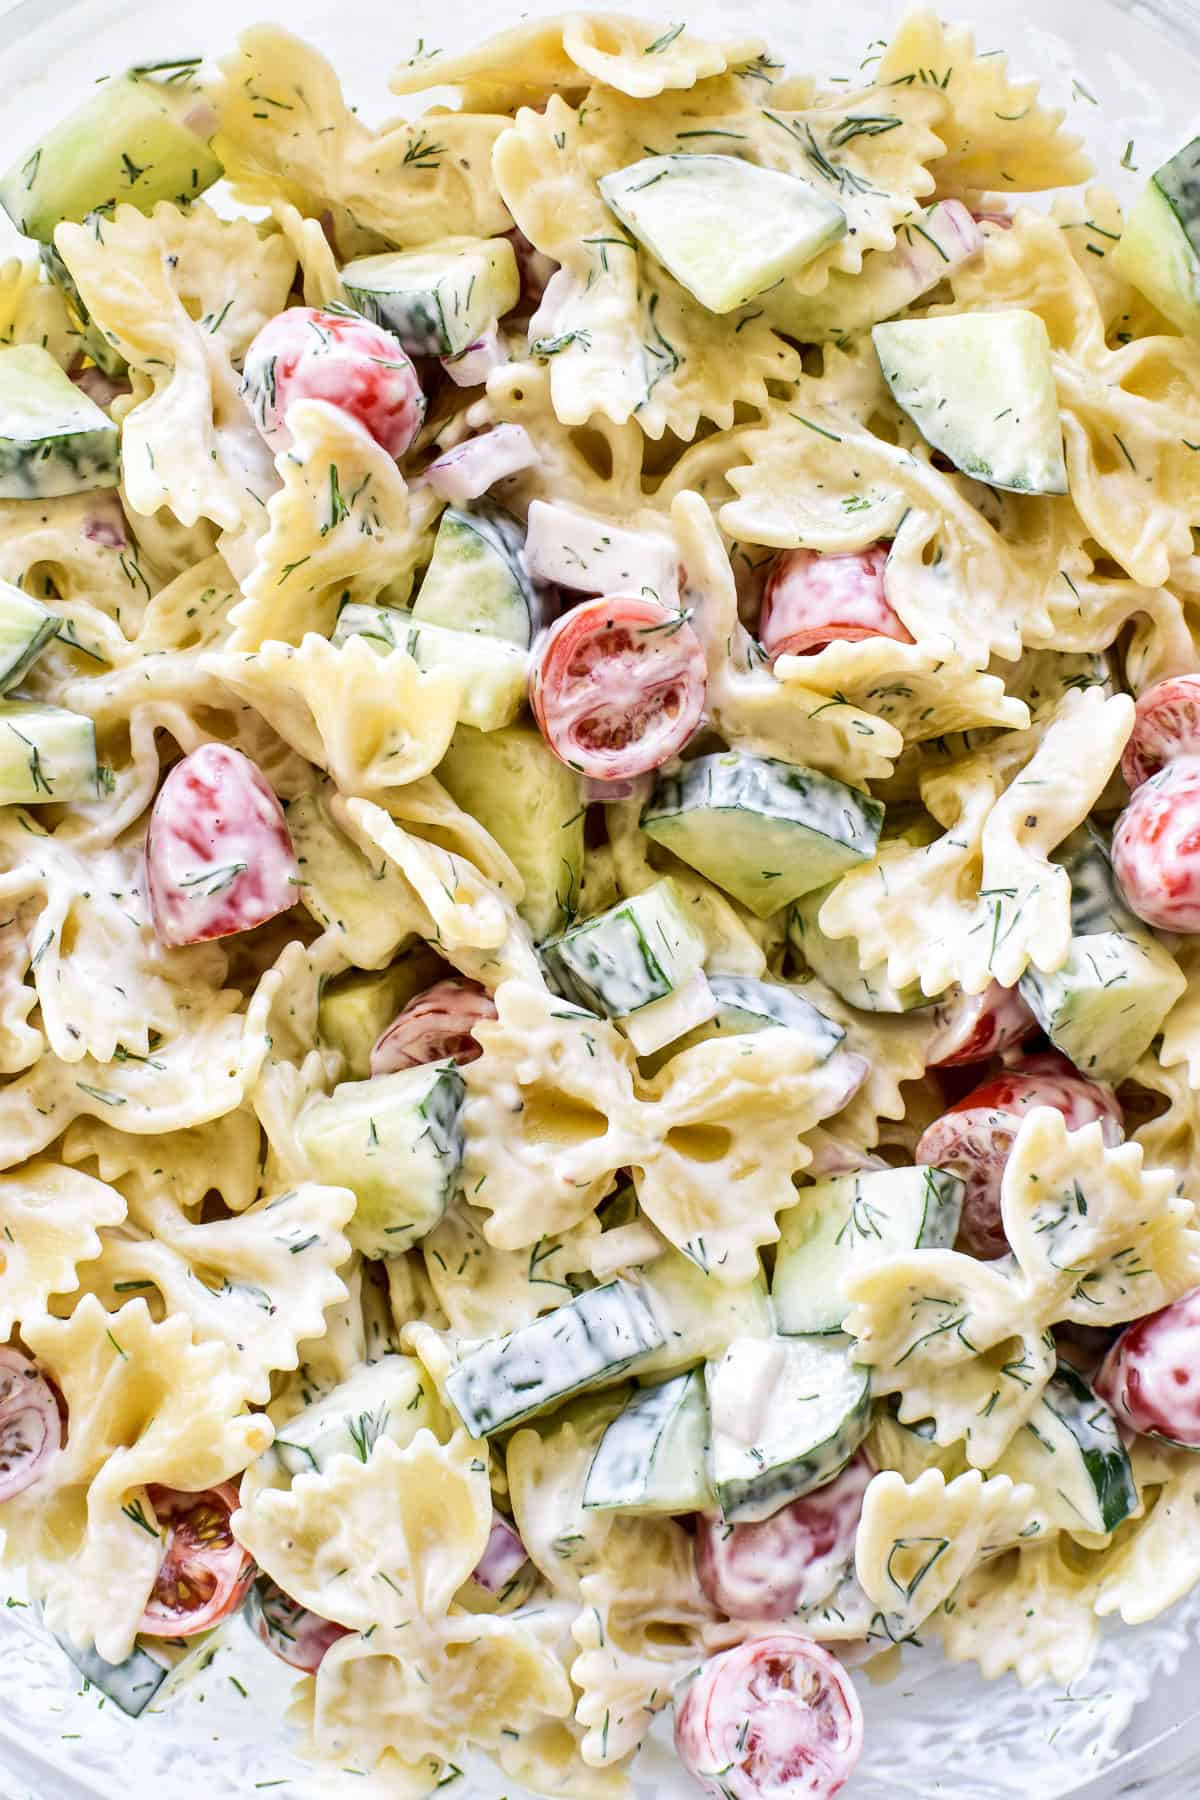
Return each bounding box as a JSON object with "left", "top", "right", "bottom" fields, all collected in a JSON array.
[
  {"left": 696, "top": 1453, "right": 871, "bottom": 1621},
  {"left": 146, "top": 743, "right": 300, "bottom": 948},
  {"left": 925, "top": 981, "right": 1037, "bottom": 1067},
  {"left": 1121, "top": 675, "right": 1200, "bottom": 791},
  {"left": 242, "top": 306, "right": 425, "bottom": 458},
  {"left": 1113, "top": 757, "right": 1200, "bottom": 933},
  {"left": 530, "top": 593, "right": 707, "bottom": 781},
  {"left": 1096, "top": 1287, "right": 1200, "bottom": 1447},
  {"left": 916, "top": 1053, "right": 1122, "bottom": 1259},
  {"left": 369, "top": 978, "right": 498, "bottom": 1076},
  {"left": 245, "top": 1574, "right": 348, "bottom": 1673},
  {"left": 675, "top": 1634, "right": 864, "bottom": 1800},
  {"left": 0, "top": 1346, "right": 62, "bottom": 1504},
  {"left": 138, "top": 1481, "right": 256, "bottom": 1639},
  {"left": 759, "top": 546, "right": 912, "bottom": 660}
]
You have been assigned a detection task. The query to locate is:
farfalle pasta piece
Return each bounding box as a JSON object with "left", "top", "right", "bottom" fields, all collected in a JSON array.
[
  {"left": 63, "top": 1108, "right": 263, "bottom": 1217},
  {"left": 938, "top": 1538, "right": 1100, "bottom": 1686},
  {"left": 213, "top": 27, "right": 511, "bottom": 254},
  {"left": 391, "top": 14, "right": 765, "bottom": 106},
  {"left": 235, "top": 1430, "right": 488, "bottom": 1631},
  {"left": 1127, "top": 1054, "right": 1200, "bottom": 1203},
  {"left": 846, "top": 1109, "right": 1200, "bottom": 1465},
  {"left": 0, "top": 255, "right": 75, "bottom": 366},
  {"left": 506, "top": 1392, "right": 626, "bottom": 1601},
  {"left": 423, "top": 1201, "right": 599, "bottom": 1339},
  {"left": 226, "top": 399, "right": 440, "bottom": 651},
  {"left": 572, "top": 1515, "right": 716, "bottom": 1766},
  {"left": 1092, "top": 1441, "right": 1200, "bottom": 1626},
  {"left": 56, "top": 202, "right": 294, "bottom": 532},
  {"left": 775, "top": 638, "right": 1030, "bottom": 744},
  {"left": 0, "top": 1162, "right": 126, "bottom": 1337},
  {"left": 1, "top": 1296, "right": 273, "bottom": 1662},
  {"left": 855, "top": 1468, "right": 1037, "bottom": 1641},
  {"left": 947, "top": 210, "right": 1200, "bottom": 586},
  {"left": 819, "top": 687, "right": 1134, "bottom": 996},
  {"left": 875, "top": 10, "right": 1090, "bottom": 194}
]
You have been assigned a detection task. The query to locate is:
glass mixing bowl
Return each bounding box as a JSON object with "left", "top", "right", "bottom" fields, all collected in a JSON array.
[{"left": 0, "top": 0, "right": 1198, "bottom": 1793}]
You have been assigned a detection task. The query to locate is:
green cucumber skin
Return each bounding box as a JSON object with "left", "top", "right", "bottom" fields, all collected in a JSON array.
[
  {"left": 53, "top": 1630, "right": 220, "bottom": 1717},
  {"left": 706, "top": 974, "right": 846, "bottom": 1057},
  {"left": 444, "top": 1280, "right": 666, "bottom": 1437},
  {"left": 582, "top": 1367, "right": 712, "bottom": 1512},
  {"left": 411, "top": 502, "right": 537, "bottom": 646},
  {"left": 712, "top": 1380, "right": 871, "bottom": 1522},
  {"left": 0, "top": 583, "right": 60, "bottom": 692},
  {"left": 0, "top": 701, "right": 98, "bottom": 804},
  {"left": 1046, "top": 1364, "right": 1137, "bottom": 1535},
  {"left": 1154, "top": 138, "right": 1200, "bottom": 247},
  {"left": 540, "top": 880, "right": 701, "bottom": 1020},
  {"left": 39, "top": 240, "right": 129, "bottom": 377}
]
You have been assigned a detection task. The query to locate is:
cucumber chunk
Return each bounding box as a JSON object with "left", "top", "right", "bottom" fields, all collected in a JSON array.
[
  {"left": 790, "top": 882, "right": 931, "bottom": 1012},
  {"left": 296, "top": 1062, "right": 465, "bottom": 1257},
  {"left": 54, "top": 1627, "right": 225, "bottom": 1718},
  {"left": 1112, "top": 138, "right": 1200, "bottom": 335},
  {"left": 0, "top": 699, "right": 98, "bottom": 803},
  {"left": 991, "top": 1364, "right": 1136, "bottom": 1536},
  {"left": 263, "top": 1358, "right": 443, "bottom": 1483},
  {"left": 438, "top": 723, "right": 585, "bottom": 942},
  {"left": 873, "top": 311, "right": 1068, "bottom": 495},
  {"left": 641, "top": 972, "right": 847, "bottom": 1073},
  {"left": 772, "top": 1165, "right": 964, "bottom": 1336},
  {"left": 598, "top": 154, "right": 846, "bottom": 315},
  {"left": 39, "top": 240, "right": 128, "bottom": 378},
  {"left": 0, "top": 345, "right": 119, "bottom": 498},
  {"left": 765, "top": 200, "right": 981, "bottom": 343},
  {"left": 635, "top": 1239, "right": 773, "bottom": 1379},
  {"left": 0, "top": 70, "right": 222, "bottom": 243},
  {"left": 331, "top": 603, "right": 527, "bottom": 731},
  {"left": 410, "top": 502, "right": 537, "bottom": 647},
  {"left": 524, "top": 499, "right": 681, "bottom": 606},
  {"left": 1019, "top": 931, "right": 1185, "bottom": 1085},
  {"left": 445, "top": 1279, "right": 666, "bottom": 1437},
  {"left": 582, "top": 1368, "right": 714, "bottom": 1513},
  {"left": 539, "top": 876, "right": 708, "bottom": 1050},
  {"left": 706, "top": 1333, "right": 871, "bottom": 1522},
  {"left": 317, "top": 951, "right": 444, "bottom": 1078},
  {"left": 1018, "top": 824, "right": 1186, "bottom": 1082},
  {"left": 341, "top": 237, "right": 519, "bottom": 357},
  {"left": 642, "top": 751, "right": 884, "bottom": 920},
  {"left": 0, "top": 581, "right": 59, "bottom": 692}
]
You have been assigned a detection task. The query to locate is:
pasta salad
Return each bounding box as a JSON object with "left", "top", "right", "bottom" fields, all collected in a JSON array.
[{"left": 0, "top": 9, "right": 1199, "bottom": 1797}]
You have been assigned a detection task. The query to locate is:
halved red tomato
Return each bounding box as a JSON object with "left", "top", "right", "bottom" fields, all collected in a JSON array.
[{"left": 138, "top": 1481, "right": 255, "bottom": 1638}]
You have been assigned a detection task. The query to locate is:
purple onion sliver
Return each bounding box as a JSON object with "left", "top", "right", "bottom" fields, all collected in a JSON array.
[
  {"left": 472, "top": 1513, "right": 529, "bottom": 1594},
  {"left": 441, "top": 327, "right": 508, "bottom": 389},
  {"left": 423, "top": 423, "right": 537, "bottom": 503}
]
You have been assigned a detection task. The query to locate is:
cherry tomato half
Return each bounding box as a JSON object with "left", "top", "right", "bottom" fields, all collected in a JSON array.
[
  {"left": 242, "top": 306, "right": 424, "bottom": 459},
  {"left": 370, "top": 978, "right": 498, "bottom": 1076},
  {"left": 145, "top": 743, "right": 300, "bottom": 948},
  {"left": 530, "top": 593, "right": 707, "bottom": 782},
  {"left": 1120, "top": 675, "right": 1200, "bottom": 791},
  {"left": 1096, "top": 1287, "right": 1200, "bottom": 1447},
  {"left": 0, "top": 1346, "right": 62, "bottom": 1504},
  {"left": 759, "top": 546, "right": 912, "bottom": 660},
  {"left": 696, "top": 1453, "right": 872, "bottom": 1621},
  {"left": 1113, "top": 756, "right": 1200, "bottom": 933},
  {"left": 245, "top": 1573, "right": 348, "bottom": 1673},
  {"left": 675, "top": 1634, "right": 864, "bottom": 1800},
  {"left": 916, "top": 1053, "right": 1122, "bottom": 1259},
  {"left": 925, "top": 980, "right": 1037, "bottom": 1068},
  {"left": 138, "top": 1481, "right": 256, "bottom": 1638}
]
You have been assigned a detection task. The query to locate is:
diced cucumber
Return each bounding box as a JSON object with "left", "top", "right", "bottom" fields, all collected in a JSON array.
[
  {"left": 437, "top": 723, "right": 585, "bottom": 942},
  {"left": 296, "top": 1063, "right": 464, "bottom": 1257},
  {"left": 0, "top": 580, "right": 59, "bottom": 692},
  {"left": 990, "top": 1364, "right": 1136, "bottom": 1536},
  {"left": 873, "top": 312, "right": 1068, "bottom": 495},
  {"left": 410, "top": 502, "right": 537, "bottom": 647},
  {"left": 641, "top": 972, "right": 846, "bottom": 1073},
  {"left": 772, "top": 1165, "right": 964, "bottom": 1336},
  {"left": 598, "top": 154, "right": 846, "bottom": 315},
  {"left": 642, "top": 751, "right": 884, "bottom": 920},
  {"left": 53, "top": 1626, "right": 225, "bottom": 1718},
  {"left": 1019, "top": 931, "right": 1185, "bottom": 1085},
  {"left": 262, "top": 1357, "right": 443, "bottom": 1483},
  {"left": 764, "top": 200, "right": 982, "bottom": 343},
  {"left": 0, "top": 699, "right": 97, "bottom": 803},
  {"left": 0, "top": 345, "right": 119, "bottom": 497},
  {"left": 331, "top": 602, "right": 527, "bottom": 732},
  {"left": 539, "top": 876, "right": 707, "bottom": 1051},
  {"left": 635, "top": 1240, "right": 773, "bottom": 1379},
  {"left": 790, "top": 882, "right": 931, "bottom": 1012},
  {"left": 524, "top": 499, "right": 681, "bottom": 605},
  {"left": 1112, "top": 138, "right": 1200, "bottom": 335},
  {"left": 1054, "top": 823, "right": 1130, "bottom": 937},
  {"left": 39, "top": 240, "right": 128, "bottom": 378},
  {"left": 317, "top": 952, "right": 443, "bottom": 1079},
  {"left": 341, "top": 237, "right": 519, "bottom": 357},
  {"left": 289, "top": 786, "right": 417, "bottom": 968},
  {"left": 0, "top": 70, "right": 222, "bottom": 243},
  {"left": 445, "top": 1280, "right": 665, "bottom": 1437},
  {"left": 706, "top": 1334, "right": 871, "bottom": 1522},
  {"left": 582, "top": 1368, "right": 713, "bottom": 1513}
]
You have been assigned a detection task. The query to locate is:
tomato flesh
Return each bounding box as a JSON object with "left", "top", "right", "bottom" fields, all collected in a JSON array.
[
  {"left": 1113, "top": 756, "right": 1200, "bottom": 932},
  {"left": 242, "top": 306, "right": 425, "bottom": 459},
  {"left": 246, "top": 1573, "right": 348, "bottom": 1673},
  {"left": 1121, "top": 675, "right": 1200, "bottom": 791},
  {"left": 370, "top": 978, "right": 498, "bottom": 1075},
  {"left": 759, "top": 546, "right": 912, "bottom": 660},
  {"left": 696, "top": 1453, "right": 871, "bottom": 1621},
  {"left": 138, "top": 1480, "right": 255, "bottom": 1638},
  {"left": 1096, "top": 1286, "right": 1200, "bottom": 1446}
]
